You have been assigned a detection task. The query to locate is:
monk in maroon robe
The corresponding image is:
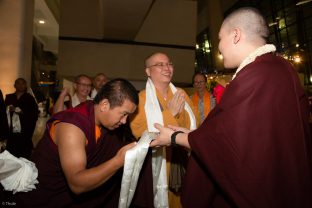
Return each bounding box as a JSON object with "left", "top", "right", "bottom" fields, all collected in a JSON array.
[
  {"left": 16, "top": 79, "right": 149, "bottom": 207},
  {"left": 0, "top": 89, "right": 9, "bottom": 151},
  {"left": 151, "top": 7, "right": 312, "bottom": 208},
  {"left": 5, "top": 78, "right": 38, "bottom": 159}
]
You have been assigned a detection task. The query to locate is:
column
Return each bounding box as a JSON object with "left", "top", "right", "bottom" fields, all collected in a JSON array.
[{"left": 0, "top": 0, "right": 34, "bottom": 96}]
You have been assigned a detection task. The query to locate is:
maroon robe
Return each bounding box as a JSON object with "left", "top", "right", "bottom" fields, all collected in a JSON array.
[
  {"left": 16, "top": 101, "right": 154, "bottom": 207},
  {"left": 17, "top": 101, "right": 129, "bottom": 207},
  {"left": 0, "top": 89, "right": 9, "bottom": 142},
  {"left": 182, "top": 53, "right": 312, "bottom": 207},
  {"left": 5, "top": 92, "right": 38, "bottom": 158}
]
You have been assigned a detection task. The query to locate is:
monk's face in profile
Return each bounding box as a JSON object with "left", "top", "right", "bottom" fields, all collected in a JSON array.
[{"left": 98, "top": 98, "right": 136, "bottom": 130}]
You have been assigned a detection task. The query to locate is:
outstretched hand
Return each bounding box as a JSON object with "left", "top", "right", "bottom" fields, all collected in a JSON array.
[
  {"left": 149, "top": 123, "right": 174, "bottom": 147},
  {"left": 167, "top": 125, "right": 191, "bottom": 134},
  {"left": 115, "top": 142, "right": 137, "bottom": 167}
]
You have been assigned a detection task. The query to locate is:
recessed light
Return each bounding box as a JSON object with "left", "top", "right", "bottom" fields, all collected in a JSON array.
[{"left": 39, "top": 20, "right": 45, "bottom": 24}]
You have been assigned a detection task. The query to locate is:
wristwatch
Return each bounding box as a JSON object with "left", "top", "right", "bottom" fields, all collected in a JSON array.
[{"left": 171, "top": 131, "right": 184, "bottom": 146}]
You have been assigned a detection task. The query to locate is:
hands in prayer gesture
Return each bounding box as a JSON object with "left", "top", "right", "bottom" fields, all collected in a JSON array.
[{"left": 167, "top": 90, "right": 185, "bottom": 117}]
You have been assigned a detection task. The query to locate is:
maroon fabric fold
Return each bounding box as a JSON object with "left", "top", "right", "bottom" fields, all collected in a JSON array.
[{"left": 182, "top": 54, "right": 312, "bottom": 208}]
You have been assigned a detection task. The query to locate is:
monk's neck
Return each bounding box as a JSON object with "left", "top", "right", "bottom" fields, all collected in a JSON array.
[{"left": 155, "top": 83, "right": 170, "bottom": 100}]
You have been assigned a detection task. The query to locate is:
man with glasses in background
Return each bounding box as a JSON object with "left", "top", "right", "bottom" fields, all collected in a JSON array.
[
  {"left": 53, "top": 74, "right": 92, "bottom": 114},
  {"left": 191, "top": 72, "right": 214, "bottom": 124},
  {"left": 130, "top": 52, "right": 197, "bottom": 208}
]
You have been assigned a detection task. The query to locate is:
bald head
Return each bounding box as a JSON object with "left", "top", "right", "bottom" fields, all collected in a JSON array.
[
  {"left": 223, "top": 7, "right": 269, "bottom": 43},
  {"left": 144, "top": 52, "right": 168, "bottom": 68}
]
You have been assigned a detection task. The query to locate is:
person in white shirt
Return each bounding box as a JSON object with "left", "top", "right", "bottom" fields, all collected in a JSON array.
[
  {"left": 53, "top": 74, "right": 92, "bottom": 114},
  {"left": 91, "top": 73, "right": 108, "bottom": 99}
]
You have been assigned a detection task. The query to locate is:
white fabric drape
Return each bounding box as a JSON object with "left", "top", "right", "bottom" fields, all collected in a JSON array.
[
  {"left": 0, "top": 150, "right": 38, "bottom": 194},
  {"left": 118, "top": 78, "right": 196, "bottom": 208},
  {"left": 119, "top": 131, "right": 157, "bottom": 208},
  {"left": 145, "top": 78, "right": 196, "bottom": 208},
  {"left": 6, "top": 106, "right": 21, "bottom": 133}
]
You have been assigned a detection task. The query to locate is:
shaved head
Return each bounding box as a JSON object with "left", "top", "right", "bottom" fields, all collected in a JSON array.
[
  {"left": 223, "top": 7, "right": 269, "bottom": 43},
  {"left": 144, "top": 52, "right": 168, "bottom": 68}
]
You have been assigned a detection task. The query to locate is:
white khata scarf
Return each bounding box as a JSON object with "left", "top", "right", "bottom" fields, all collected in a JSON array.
[
  {"left": 6, "top": 106, "right": 22, "bottom": 133},
  {"left": 118, "top": 78, "right": 196, "bottom": 208},
  {"left": 119, "top": 131, "right": 156, "bottom": 208},
  {"left": 232, "top": 44, "right": 276, "bottom": 80},
  {"left": 145, "top": 78, "right": 196, "bottom": 208},
  {"left": 145, "top": 78, "right": 197, "bottom": 132}
]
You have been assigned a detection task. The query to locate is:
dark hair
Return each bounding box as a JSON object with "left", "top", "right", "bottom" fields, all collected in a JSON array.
[
  {"left": 192, "top": 72, "right": 207, "bottom": 84},
  {"left": 14, "top": 78, "right": 27, "bottom": 85},
  {"left": 93, "top": 78, "right": 138, "bottom": 108}
]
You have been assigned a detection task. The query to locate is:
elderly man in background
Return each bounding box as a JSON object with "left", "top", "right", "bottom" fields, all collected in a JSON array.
[
  {"left": 53, "top": 74, "right": 92, "bottom": 114},
  {"left": 91, "top": 73, "right": 108, "bottom": 99}
]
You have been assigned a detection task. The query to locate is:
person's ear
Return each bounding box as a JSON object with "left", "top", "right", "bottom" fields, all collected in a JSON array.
[
  {"left": 99, "top": 98, "right": 110, "bottom": 112},
  {"left": 145, "top": 67, "right": 151, "bottom": 77},
  {"left": 233, "top": 28, "right": 241, "bottom": 44}
]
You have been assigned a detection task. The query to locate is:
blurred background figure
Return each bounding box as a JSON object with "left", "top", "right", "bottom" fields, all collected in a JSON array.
[
  {"left": 91, "top": 73, "right": 108, "bottom": 99},
  {"left": 53, "top": 74, "right": 92, "bottom": 114},
  {"left": 0, "top": 89, "right": 9, "bottom": 152},
  {"left": 191, "top": 72, "right": 214, "bottom": 124},
  {"left": 4, "top": 78, "right": 38, "bottom": 159}
]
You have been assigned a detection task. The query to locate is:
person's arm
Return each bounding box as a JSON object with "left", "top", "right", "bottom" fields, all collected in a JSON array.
[
  {"left": 150, "top": 123, "right": 191, "bottom": 149},
  {"left": 129, "top": 91, "right": 147, "bottom": 139},
  {"left": 53, "top": 88, "right": 69, "bottom": 114},
  {"left": 55, "top": 122, "right": 136, "bottom": 194}
]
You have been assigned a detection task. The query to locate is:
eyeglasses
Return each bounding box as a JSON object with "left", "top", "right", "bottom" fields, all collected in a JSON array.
[
  {"left": 147, "top": 62, "right": 174, "bottom": 68},
  {"left": 76, "top": 82, "right": 92, "bottom": 88},
  {"left": 194, "top": 81, "right": 206, "bottom": 85}
]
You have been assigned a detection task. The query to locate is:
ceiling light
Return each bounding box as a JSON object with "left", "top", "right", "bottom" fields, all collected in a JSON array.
[{"left": 39, "top": 20, "right": 45, "bottom": 24}]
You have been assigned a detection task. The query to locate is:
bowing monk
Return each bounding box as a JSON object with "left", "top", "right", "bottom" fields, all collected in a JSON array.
[{"left": 17, "top": 79, "right": 139, "bottom": 207}]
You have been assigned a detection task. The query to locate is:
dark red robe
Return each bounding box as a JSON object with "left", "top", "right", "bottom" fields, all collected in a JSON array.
[
  {"left": 182, "top": 53, "right": 312, "bottom": 207},
  {"left": 0, "top": 89, "right": 9, "bottom": 142},
  {"left": 16, "top": 101, "right": 131, "bottom": 207},
  {"left": 5, "top": 92, "right": 38, "bottom": 158}
]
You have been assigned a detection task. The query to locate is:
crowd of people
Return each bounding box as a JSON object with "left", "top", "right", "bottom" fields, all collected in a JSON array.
[{"left": 0, "top": 6, "right": 312, "bottom": 208}]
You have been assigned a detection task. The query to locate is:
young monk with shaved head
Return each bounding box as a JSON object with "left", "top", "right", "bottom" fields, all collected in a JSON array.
[{"left": 151, "top": 7, "right": 312, "bottom": 208}]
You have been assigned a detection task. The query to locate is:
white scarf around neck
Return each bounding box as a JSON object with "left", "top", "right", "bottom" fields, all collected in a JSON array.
[
  {"left": 144, "top": 78, "right": 196, "bottom": 208},
  {"left": 145, "top": 78, "right": 196, "bottom": 132},
  {"left": 232, "top": 44, "right": 276, "bottom": 80}
]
